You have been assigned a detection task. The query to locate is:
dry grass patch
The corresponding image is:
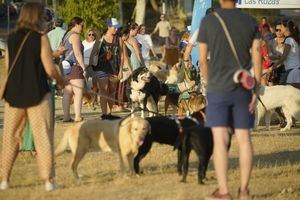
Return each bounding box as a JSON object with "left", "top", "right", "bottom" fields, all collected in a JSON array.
[{"left": 0, "top": 57, "right": 299, "bottom": 199}]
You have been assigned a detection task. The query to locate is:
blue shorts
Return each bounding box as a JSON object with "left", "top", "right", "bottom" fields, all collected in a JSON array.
[{"left": 205, "top": 87, "right": 254, "bottom": 129}]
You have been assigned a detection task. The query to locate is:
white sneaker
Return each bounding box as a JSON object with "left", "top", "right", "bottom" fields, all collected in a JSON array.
[
  {"left": 45, "top": 181, "right": 58, "bottom": 192},
  {"left": 0, "top": 181, "right": 9, "bottom": 190}
]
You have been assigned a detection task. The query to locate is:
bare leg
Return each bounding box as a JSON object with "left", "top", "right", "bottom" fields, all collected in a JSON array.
[
  {"left": 211, "top": 127, "right": 230, "bottom": 194},
  {"left": 62, "top": 84, "right": 73, "bottom": 121},
  {"left": 70, "top": 79, "right": 85, "bottom": 121},
  {"left": 235, "top": 129, "right": 253, "bottom": 192},
  {"left": 1, "top": 104, "right": 26, "bottom": 182}
]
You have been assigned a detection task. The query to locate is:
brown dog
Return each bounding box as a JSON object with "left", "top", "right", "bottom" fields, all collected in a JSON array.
[
  {"left": 178, "top": 93, "right": 207, "bottom": 116},
  {"left": 55, "top": 116, "right": 151, "bottom": 178},
  {"left": 165, "top": 92, "right": 207, "bottom": 116}
]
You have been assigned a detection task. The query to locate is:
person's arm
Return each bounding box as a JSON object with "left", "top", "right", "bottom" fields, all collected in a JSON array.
[
  {"left": 271, "top": 43, "right": 291, "bottom": 70},
  {"left": 130, "top": 38, "right": 145, "bottom": 67},
  {"left": 165, "top": 37, "right": 170, "bottom": 48},
  {"left": 266, "top": 40, "right": 281, "bottom": 60},
  {"left": 70, "top": 33, "right": 85, "bottom": 69},
  {"left": 249, "top": 38, "right": 262, "bottom": 113},
  {"left": 122, "top": 41, "right": 132, "bottom": 72},
  {"left": 151, "top": 23, "right": 159, "bottom": 36},
  {"left": 4, "top": 47, "right": 9, "bottom": 73},
  {"left": 52, "top": 46, "right": 67, "bottom": 58},
  {"left": 183, "top": 43, "right": 193, "bottom": 67},
  {"left": 146, "top": 35, "right": 157, "bottom": 57},
  {"left": 199, "top": 42, "right": 208, "bottom": 82},
  {"left": 41, "top": 35, "right": 65, "bottom": 86}
]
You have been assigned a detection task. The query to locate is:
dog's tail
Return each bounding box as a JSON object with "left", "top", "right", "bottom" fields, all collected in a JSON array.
[{"left": 54, "top": 128, "right": 70, "bottom": 156}]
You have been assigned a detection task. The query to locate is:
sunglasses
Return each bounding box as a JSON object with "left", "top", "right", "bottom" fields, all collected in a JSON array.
[
  {"left": 88, "top": 33, "right": 95, "bottom": 37},
  {"left": 275, "top": 29, "right": 281, "bottom": 32}
]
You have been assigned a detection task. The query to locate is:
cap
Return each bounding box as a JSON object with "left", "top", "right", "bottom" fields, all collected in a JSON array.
[{"left": 106, "top": 18, "right": 122, "bottom": 28}]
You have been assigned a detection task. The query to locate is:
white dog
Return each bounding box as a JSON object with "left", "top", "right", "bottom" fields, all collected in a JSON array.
[{"left": 255, "top": 85, "right": 300, "bottom": 131}]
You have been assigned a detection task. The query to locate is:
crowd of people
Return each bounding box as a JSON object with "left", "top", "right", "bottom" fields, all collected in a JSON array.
[
  {"left": 45, "top": 12, "right": 186, "bottom": 120},
  {"left": 259, "top": 17, "right": 300, "bottom": 88},
  {"left": 0, "top": 1, "right": 299, "bottom": 198}
]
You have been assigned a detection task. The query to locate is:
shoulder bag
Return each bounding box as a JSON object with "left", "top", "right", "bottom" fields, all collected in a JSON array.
[{"left": 214, "top": 12, "right": 255, "bottom": 90}]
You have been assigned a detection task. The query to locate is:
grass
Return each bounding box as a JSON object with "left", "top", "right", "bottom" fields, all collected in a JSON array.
[{"left": 0, "top": 57, "right": 299, "bottom": 199}]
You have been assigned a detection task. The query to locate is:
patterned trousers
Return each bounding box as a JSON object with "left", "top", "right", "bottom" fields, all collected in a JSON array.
[{"left": 1, "top": 93, "right": 55, "bottom": 180}]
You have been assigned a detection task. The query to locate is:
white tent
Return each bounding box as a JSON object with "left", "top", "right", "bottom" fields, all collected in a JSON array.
[{"left": 236, "top": 0, "right": 300, "bottom": 9}]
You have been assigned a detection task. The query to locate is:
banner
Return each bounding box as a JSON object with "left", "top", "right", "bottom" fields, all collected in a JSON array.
[
  {"left": 190, "top": 0, "right": 212, "bottom": 69},
  {"left": 236, "top": 0, "right": 300, "bottom": 9}
]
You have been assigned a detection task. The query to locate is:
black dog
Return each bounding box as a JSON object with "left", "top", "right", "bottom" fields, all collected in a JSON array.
[
  {"left": 133, "top": 112, "right": 203, "bottom": 174},
  {"left": 176, "top": 124, "right": 234, "bottom": 184},
  {"left": 175, "top": 124, "right": 213, "bottom": 184}
]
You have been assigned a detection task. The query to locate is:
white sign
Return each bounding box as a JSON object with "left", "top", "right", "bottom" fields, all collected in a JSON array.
[{"left": 236, "top": 0, "right": 300, "bottom": 9}]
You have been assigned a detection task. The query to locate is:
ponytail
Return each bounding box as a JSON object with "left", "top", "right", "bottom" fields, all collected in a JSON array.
[{"left": 62, "top": 16, "right": 83, "bottom": 41}]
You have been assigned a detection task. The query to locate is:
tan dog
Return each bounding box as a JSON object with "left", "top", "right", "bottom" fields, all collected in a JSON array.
[
  {"left": 178, "top": 93, "right": 207, "bottom": 116},
  {"left": 55, "top": 117, "right": 151, "bottom": 178},
  {"left": 147, "top": 64, "right": 179, "bottom": 83}
]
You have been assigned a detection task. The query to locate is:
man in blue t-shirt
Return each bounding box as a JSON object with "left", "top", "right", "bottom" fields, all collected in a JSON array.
[{"left": 198, "top": 0, "right": 262, "bottom": 199}]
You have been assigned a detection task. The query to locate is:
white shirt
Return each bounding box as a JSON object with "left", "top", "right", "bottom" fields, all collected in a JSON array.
[
  {"left": 284, "top": 37, "right": 300, "bottom": 70},
  {"left": 82, "top": 40, "right": 96, "bottom": 65},
  {"left": 136, "top": 34, "right": 153, "bottom": 60}
]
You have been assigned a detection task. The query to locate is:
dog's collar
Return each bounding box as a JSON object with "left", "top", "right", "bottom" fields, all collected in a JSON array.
[
  {"left": 170, "top": 116, "right": 184, "bottom": 134},
  {"left": 185, "top": 115, "right": 203, "bottom": 126}
]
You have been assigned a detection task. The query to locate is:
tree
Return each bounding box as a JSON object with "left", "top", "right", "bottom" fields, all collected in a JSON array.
[
  {"left": 58, "top": 0, "right": 118, "bottom": 35},
  {"left": 135, "top": 0, "right": 147, "bottom": 25}
]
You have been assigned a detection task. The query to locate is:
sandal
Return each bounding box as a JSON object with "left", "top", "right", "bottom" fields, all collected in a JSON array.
[
  {"left": 238, "top": 188, "right": 251, "bottom": 200},
  {"left": 62, "top": 118, "right": 74, "bottom": 123},
  {"left": 206, "top": 189, "right": 231, "bottom": 200}
]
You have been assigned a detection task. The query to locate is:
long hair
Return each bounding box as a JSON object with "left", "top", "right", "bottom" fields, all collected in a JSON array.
[
  {"left": 281, "top": 19, "right": 299, "bottom": 44},
  {"left": 15, "top": 2, "right": 45, "bottom": 32},
  {"left": 62, "top": 16, "right": 83, "bottom": 40}
]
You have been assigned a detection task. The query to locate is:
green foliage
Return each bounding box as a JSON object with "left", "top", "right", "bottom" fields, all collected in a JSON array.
[{"left": 58, "top": 0, "right": 118, "bottom": 35}]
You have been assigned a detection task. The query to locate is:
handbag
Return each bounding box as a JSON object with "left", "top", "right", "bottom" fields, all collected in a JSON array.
[
  {"left": 214, "top": 12, "right": 255, "bottom": 90},
  {"left": 0, "top": 31, "right": 31, "bottom": 100},
  {"left": 60, "top": 32, "right": 75, "bottom": 75}
]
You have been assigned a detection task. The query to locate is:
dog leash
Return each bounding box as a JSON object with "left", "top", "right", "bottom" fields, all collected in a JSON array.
[
  {"left": 67, "top": 83, "right": 163, "bottom": 116},
  {"left": 257, "top": 96, "right": 267, "bottom": 111}
]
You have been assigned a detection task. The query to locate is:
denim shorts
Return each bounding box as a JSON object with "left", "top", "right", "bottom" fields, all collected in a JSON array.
[{"left": 205, "top": 87, "right": 254, "bottom": 129}]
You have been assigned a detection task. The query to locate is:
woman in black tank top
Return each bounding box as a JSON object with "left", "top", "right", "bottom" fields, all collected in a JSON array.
[{"left": 1, "top": 2, "right": 64, "bottom": 191}]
